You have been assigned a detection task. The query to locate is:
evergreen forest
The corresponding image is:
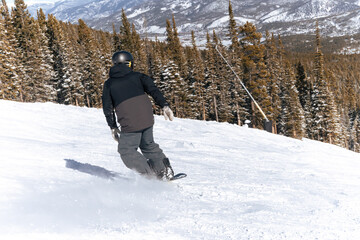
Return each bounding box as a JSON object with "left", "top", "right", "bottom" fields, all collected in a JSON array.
[{"left": 1, "top": 0, "right": 360, "bottom": 152}]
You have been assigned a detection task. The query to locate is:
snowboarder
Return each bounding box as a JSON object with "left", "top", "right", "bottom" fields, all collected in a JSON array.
[{"left": 102, "top": 51, "right": 175, "bottom": 180}]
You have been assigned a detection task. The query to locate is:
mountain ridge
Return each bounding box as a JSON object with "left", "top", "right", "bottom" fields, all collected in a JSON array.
[
  {"left": 26, "top": 0, "right": 360, "bottom": 52},
  {"left": 27, "top": 0, "right": 360, "bottom": 35}
]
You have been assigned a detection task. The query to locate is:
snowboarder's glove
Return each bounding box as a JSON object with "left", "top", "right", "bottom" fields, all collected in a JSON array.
[
  {"left": 111, "top": 128, "right": 121, "bottom": 142},
  {"left": 163, "top": 106, "right": 174, "bottom": 121}
]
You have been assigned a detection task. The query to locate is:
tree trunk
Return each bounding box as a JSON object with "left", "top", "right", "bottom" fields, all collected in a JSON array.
[
  {"left": 86, "top": 94, "right": 90, "bottom": 108},
  {"left": 202, "top": 101, "right": 206, "bottom": 121},
  {"left": 20, "top": 88, "right": 24, "bottom": 102},
  {"left": 236, "top": 102, "right": 241, "bottom": 126},
  {"left": 251, "top": 101, "right": 255, "bottom": 128},
  {"left": 175, "top": 96, "right": 179, "bottom": 118},
  {"left": 213, "top": 95, "right": 218, "bottom": 122}
]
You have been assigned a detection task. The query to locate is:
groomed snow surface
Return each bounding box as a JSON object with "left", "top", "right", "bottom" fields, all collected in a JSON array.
[{"left": 1, "top": 100, "right": 360, "bottom": 240}]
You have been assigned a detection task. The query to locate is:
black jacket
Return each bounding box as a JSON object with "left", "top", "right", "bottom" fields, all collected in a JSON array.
[{"left": 102, "top": 64, "right": 168, "bottom": 132}]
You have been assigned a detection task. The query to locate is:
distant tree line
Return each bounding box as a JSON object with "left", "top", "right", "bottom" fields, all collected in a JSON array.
[{"left": 1, "top": 0, "right": 359, "bottom": 152}]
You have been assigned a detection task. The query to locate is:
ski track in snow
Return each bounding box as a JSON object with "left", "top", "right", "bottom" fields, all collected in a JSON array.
[{"left": 0, "top": 100, "right": 360, "bottom": 239}]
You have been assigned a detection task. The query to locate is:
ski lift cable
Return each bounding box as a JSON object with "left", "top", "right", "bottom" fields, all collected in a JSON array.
[{"left": 215, "top": 45, "right": 270, "bottom": 122}]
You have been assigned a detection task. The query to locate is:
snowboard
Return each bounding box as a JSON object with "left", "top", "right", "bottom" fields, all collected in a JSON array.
[{"left": 169, "top": 173, "right": 187, "bottom": 181}]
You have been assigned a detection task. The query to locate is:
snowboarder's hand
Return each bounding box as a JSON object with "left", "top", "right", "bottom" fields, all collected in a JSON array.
[
  {"left": 111, "top": 128, "right": 121, "bottom": 142},
  {"left": 163, "top": 106, "right": 174, "bottom": 121}
]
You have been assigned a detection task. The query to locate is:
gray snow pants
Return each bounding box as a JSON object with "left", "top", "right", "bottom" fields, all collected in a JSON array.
[{"left": 117, "top": 126, "right": 166, "bottom": 175}]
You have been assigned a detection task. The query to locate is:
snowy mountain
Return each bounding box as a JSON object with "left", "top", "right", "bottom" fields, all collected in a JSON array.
[
  {"left": 27, "top": 0, "right": 360, "bottom": 41},
  {"left": 1, "top": 100, "right": 360, "bottom": 239}
]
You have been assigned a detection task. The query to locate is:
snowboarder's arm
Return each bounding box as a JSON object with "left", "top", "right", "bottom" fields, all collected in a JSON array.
[
  {"left": 102, "top": 81, "right": 117, "bottom": 129},
  {"left": 140, "top": 74, "right": 168, "bottom": 108}
]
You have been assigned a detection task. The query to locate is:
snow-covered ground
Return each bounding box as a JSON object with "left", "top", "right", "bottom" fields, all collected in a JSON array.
[{"left": 1, "top": 100, "right": 360, "bottom": 240}]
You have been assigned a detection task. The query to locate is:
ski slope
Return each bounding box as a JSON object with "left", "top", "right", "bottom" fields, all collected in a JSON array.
[{"left": 0, "top": 100, "right": 360, "bottom": 240}]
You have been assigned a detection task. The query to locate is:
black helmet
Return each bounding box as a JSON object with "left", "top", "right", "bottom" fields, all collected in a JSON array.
[{"left": 112, "top": 51, "right": 134, "bottom": 68}]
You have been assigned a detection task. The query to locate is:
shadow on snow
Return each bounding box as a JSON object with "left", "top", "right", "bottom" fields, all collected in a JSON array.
[{"left": 64, "top": 159, "right": 130, "bottom": 180}]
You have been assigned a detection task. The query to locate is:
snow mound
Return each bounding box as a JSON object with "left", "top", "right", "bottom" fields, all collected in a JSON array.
[{"left": 0, "top": 100, "right": 360, "bottom": 239}]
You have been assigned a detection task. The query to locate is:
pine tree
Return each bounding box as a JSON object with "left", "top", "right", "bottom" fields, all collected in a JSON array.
[
  {"left": 295, "top": 61, "right": 310, "bottom": 110},
  {"left": 148, "top": 37, "right": 164, "bottom": 85},
  {"left": 46, "top": 14, "right": 66, "bottom": 103},
  {"left": 131, "top": 23, "right": 147, "bottom": 74},
  {"left": 11, "top": 0, "right": 33, "bottom": 101},
  {"left": 112, "top": 23, "right": 121, "bottom": 52},
  {"left": 228, "top": 0, "right": 240, "bottom": 53},
  {"left": 212, "top": 31, "right": 233, "bottom": 122},
  {"left": 279, "top": 61, "right": 305, "bottom": 139},
  {"left": 11, "top": 0, "right": 31, "bottom": 51},
  {"left": 148, "top": 37, "right": 166, "bottom": 114},
  {"left": 77, "top": 19, "right": 103, "bottom": 107},
  {"left": 170, "top": 15, "right": 187, "bottom": 76},
  {"left": 99, "top": 30, "right": 112, "bottom": 80},
  {"left": 160, "top": 60, "right": 186, "bottom": 117},
  {"left": 264, "top": 32, "right": 282, "bottom": 131},
  {"left": 204, "top": 31, "right": 220, "bottom": 121},
  {"left": 308, "top": 23, "right": 343, "bottom": 145},
  {"left": 165, "top": 18, "right": 174, "bottom": 55},
  {"left": 34, "top": 9, "right": 56, "bottom": 102},
  {"left": 10, "top": 1, "right": 55, "bottom": 102},
  {"left": 163, "top": 16, "right": 189, "bottom": 117},
  {"left": 239, "top": 22, "right": 272, "bottom": 128},
  {"left": 350, "top": 114, "right": 360, "bottom": 152},
  {"left": 61, "top": 21, "right": 84, "bottom": 106},
  {"left": 186, "top": 31, "right": 206, "bottom": 120},
  {"left": 294, "top": 60, "right": 313, "bottom": 138},
  {"left": 0, "top": 2, "right": 18, "bottom": 100},
  {"left": 47, "top": 14, "right": 81, "bottom": 105},
  {"left": 119, "top": 9, "right": 132, "bottom": 52},
  {"left": 226, "top": 0, "right": 248, "bottom": 125}
]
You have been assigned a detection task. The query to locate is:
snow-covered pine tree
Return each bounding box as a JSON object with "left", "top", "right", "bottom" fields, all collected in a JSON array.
[
  {"left": 92, "top": 30, "right": 111, "bottom": 105},
  {"left": 212, "top": 31, "right": 233, "bottom": 123},
  {"left": 308, "top": 23, "right": 342, "bottom": 145},
  {"left": 204, "top": 31, "right": 220, "bottom": 122},
  {"left": 77, "top": 19, "right": 103, "bottom": 107},
  {"left": 183, "top": 45, "right": 198, "bottom": 119},
  {"left": 350, "top": 114, "right": 360, "bottom": 152},
  {"left": 46, "top": 14, "right": 66, "bottom": 103},
  {"left": 161, "top": 60, "right": 185, "bottom": 117},
  {"left": 295, "top": 61, "right": 310, "bottom": 110},
  {"left": 10, "top": 1, "right": 54, "bottom": 102},
  {"left": 279, "top": 61, "right": 305, "bottom": 139},
  {"left": 60, "top": 20, "right": 85, "bottom": 106},
  {"left": 147, "top": 37, "right": 166, "bottom": 114},
  {"left": 227, "top": 0, "right": 248, "bottom": 125},
  {"left": 163, "top": 17, "right": 189, "bottom": 118},
  {"left": 11, "top": 0, "right": 34, "bottom": 102},
  {"left": 171, "top": 15, "right": 192, "bottom": 117},
  {"left": 98, "top": 30, "right": 112, "bottom": 81},
  {"left": 34, "top": 9, "right": 56, "bottom": 102},
  {"left": 0, "top": 2, "right": 18, "bottom": 100},
  {"left": 294, "top": 61, "right": 314, "bottom": 139},
  {"left": 47, "top": 15, "right": 78, "bottom": 105},
  {"left": 148, "top": 37, "right": 164, "bottom": 86},
  {"left": 185, "top": 31, "right": 206, "bottom": 120},
  {"left": 264, "top": 32, "right": 282, "bottom": 131}
]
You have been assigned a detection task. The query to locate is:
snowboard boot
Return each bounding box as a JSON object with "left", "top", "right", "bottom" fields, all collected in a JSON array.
[
  {"left": 162, "top": 158, "right": 174, "bottom": 180},
  {"left": 147, "top": 158, "right": 174, "bottom": 181}
]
